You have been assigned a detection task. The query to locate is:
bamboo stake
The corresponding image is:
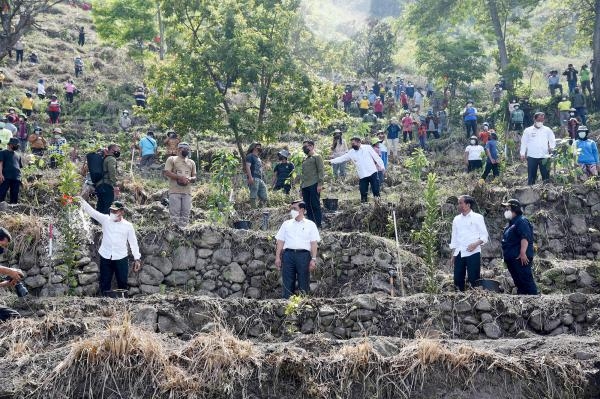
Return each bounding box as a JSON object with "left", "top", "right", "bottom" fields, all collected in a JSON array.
[{"left": 392, "top": 210, "right": 405, "bottom": 296}]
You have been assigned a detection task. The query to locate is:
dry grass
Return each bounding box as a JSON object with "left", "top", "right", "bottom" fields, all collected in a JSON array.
[{"left": 0, "top": 212, "right": 46, "bottom": 260}]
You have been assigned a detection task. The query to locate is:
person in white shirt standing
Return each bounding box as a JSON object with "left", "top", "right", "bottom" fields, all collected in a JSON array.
[
  {"left": 77, "top": 198, "right": 142, "bottom": 296},
  {"left": 520, "top": 112, "right": 556, "bottom": 185},
  {"left": 464, "top": 136, "right": 485, "bottom": 172},
  {"left": 449, "top": 195, "right": 489, "bottom": 291},
  {"left": 329, "top": 136, "right": 385, "bottom": 203},
  {"left": 275, "top": 200, "right": 321, "bottom": 299}
]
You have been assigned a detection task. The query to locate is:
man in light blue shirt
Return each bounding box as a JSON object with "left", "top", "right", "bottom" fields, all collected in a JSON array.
[{"left": 139, "top": 131, "right": 157, "bottom": 168}]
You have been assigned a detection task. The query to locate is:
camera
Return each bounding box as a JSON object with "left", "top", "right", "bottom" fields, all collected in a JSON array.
[
  {"left": 387, "top": 268, "right": 398, "bottom": 278},
  {"left": 3, "top": 277, "right": 28, "bottom": 298}
]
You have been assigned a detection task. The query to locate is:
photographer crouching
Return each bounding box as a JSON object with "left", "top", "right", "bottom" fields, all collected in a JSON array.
[{"left": 0, "top": 227, "right": 26, "bottom": 321}]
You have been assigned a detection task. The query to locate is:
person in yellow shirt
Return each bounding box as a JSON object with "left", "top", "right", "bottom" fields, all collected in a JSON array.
[
  {"left": 20, "top": 91, "right": 34, "bottom": 117},
  {"left": 358, "top": 95, "right": 369, "bottom": 117},
  {"left": 557, "top": 96, "right": 571, "bottom": 128},
  {"left": 0, "top": 70, "right": 5, "bottom": 89}
]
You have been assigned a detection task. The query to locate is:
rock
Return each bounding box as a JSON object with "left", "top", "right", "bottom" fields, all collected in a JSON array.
[
  {"left": 543, "top": 318, "right": 562, "bottom": 333},
  {"left": 138, "top": 265, "right": 164, "bottom": 285},
  {"left": 548, "top": 326, "right": 568, "bottom": 336},
  {"left": 349, "top": 309, "right": 374, "bottom": 322},
  {"left": 475, "top": 298, "right": 492, "bottom": 312},
  {"left": 246, "top": 287, "right": 261, "bottom": 299},
  {"left": 82, "top": 283, "right": 99, "bottom": 296},
  {"left": 454, "top": 301, "right": 472, "bottom": 313},
  {"left": 482, "top": 322, "right": 501, "bottom": 339},
  {"left": 198, "top": 230, "right": 223, "bottom": 248},
  {"left": 529, "top": 309, "right": 544, "bottom": 332},
  {"left": 24, "top": 275, "right": 46, "bottom": 289},
  {"left": 566, "top": 274, "right": 578, "bottom": 283},
  {"left": 333, "top": 326, "right": 346, "bottom": 338},
  {"left": 253, "top": 247, "right": 264, "bottom": 259},
  {"left": 351, "top": 254, "right": 372, "bottom": 266},
  {"left": 480, "top": 313, "right": 494, "bottom": 324},
  {"left": 51, "top": 274, "right": 64, "bottom": 284},
  {"left": 157, "top": 313, "right": 187, "bottom": 335},
  {"left": 213, "top": 249, "right": 233, "bottom": 265},
  {"left": 570, "top": 215, "right": 588, "bottom": 235},
  {"left": 235, "top": 251, "right": 252, "bottom": 264},
  {"left": 568, "top": 292, "right": 588, "bottom": 304},
  {"left": 164, "top": 271, "right": 191, "bottom": 286},
  {"left": 197, "top": 248, "right": 213, "bottom": 259},
  {"left": 319, "top": 305, "right": 335, "bottom": 316},
  {"left": 575, "top": 351, "right": 596, "bottom": 360},
  {"left": 577, "top": 271, "right": 595, "bottom": 288},
  {"left": 200, "top": 280, "right": 216, "bottom": 291},
  {"left": 77, "top": 273, "right": 97, "bottom": 286},
  {"left": 463, "top": 316, "right": 479, "bottom": 325},
  {"left": 301, "top": 319, "right": 314, "bottom": 334},
  {"left": 223, "top": 263, "right": 246, "bottom": 283},
  {"left": 514, "top": 187, "right": 540, "bottom": 205},
  {"left": 132, "top": 307, "right": 157, "bottom": 330},
  {"left": 76, "top": 257, "right": 91, "bottom": 267},
  {"left": 463, "top": 324, "right": 480, "bottom": 335},
  {"left": 561, "top": 313, "right": 574, "bottom": 326},
  {"left": 563, "top": 266, "right": 577, "bottom": 275},
  {"left": 40, "top": 267, "right": 51, "bottom": 276},
  {"left": 140, "top": 284, "right": 161, "bottom": 294},
  {"left": 586, "top": 191, "right": 600, "bottom": 207},
  {"left": 231, "top": 283, "right": 242, "bottom": 292},
  {"left": 172, "top": 246, "right": 196, "bottom": 270},
  {"left": 516, "top": 330, "right": 535, "bottom": 339},
  {"left": 83, "top": 262, "right": 99, "bottom": 273},
  {"left": 354, "top": 296, "right": 378, "bottom": 311},
  {"left": 250, "top": 276, "right": 263, "bottom": 288},
  {"left": 247, "top": 260, "right": 265, "bottom": 275},
  {"left": 147, "top": 256, "right": 173, "bottom": 276},
  {"left": 439, "top": 301, "right": 453, "bottom": 312}
]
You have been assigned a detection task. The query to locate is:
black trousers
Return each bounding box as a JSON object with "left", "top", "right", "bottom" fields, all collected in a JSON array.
[
  {"left": 281, "top": 249, "right": 311, "bottom": 299},
  {"left": 403, "top": 130, "right": 413, "bottom": 142},
  {"left": 95, "top": 183, "right": 114, "bottom": 214},
  {"left": 481, "top": 161, "right": 499, "bottom": 179},
  {"left": 15, "top": 50, "right": 23, "bottom": 63},
  {"left": 467, "top": 160, "right": 482, "bottom": 172},
  {"left": 504, "top": 257, "right": 538, "bottom": 295},
  {"left": 99, "top": 256, "right": 129, "bottom": 295},
  {"left": 527, "top": 157, "right": 550, "bottom": 185},
  {"left": 465, "top": 120, "right": 477, "bottom": 137},
  {"left": 301, "top": 183, "right": 322, "bottom": 228},
  {"left": 0, "top": 179, "right": 21, "bottom": 204},
  {"left": 453, "top": 252, "right": 481, "bottom": 291},
  {"left": 66, "top": 92, "right": 74, "bottom": 103},
  {"left": 48, "top": 111, "right": 60, "bottom": 124},
  {"left": 359, "top": 172, "right": 380, "bottom": 203}
]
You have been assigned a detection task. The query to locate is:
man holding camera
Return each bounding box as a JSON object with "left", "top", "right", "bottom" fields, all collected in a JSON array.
[{"left": 0, "top": 227, "right": 25, "bottom": 321}]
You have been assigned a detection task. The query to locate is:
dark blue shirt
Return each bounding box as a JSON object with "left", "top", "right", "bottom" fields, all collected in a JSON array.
[
  {"left": 501, "top": 215, "right": 534, "bottom": 260},
  {"left": 386, "top": 124, "right": 400, "bottom": 140},
  {"left": 274, "top": 162, "right": 294, "bottom": 185},
  {"left": 485, "top": 139, "right": 498, "bottom": 161}
]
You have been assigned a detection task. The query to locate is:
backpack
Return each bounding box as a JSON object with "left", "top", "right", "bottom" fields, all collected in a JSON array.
[{"left": 87, "top": 152, "right": 104, "bottom": 184}]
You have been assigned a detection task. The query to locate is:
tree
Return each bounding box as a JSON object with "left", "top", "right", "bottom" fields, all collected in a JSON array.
[
  {"left": 0, "top": 0, "right": 63, "bottom": 61},
  {"left": 405, "top": 0, "right": 541, "bottom": 91},
  {"left": 351, "top": 20, "right": 396, "bottom": 80}
]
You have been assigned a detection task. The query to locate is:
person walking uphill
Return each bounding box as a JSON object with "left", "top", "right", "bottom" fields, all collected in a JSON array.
[
  {"left": 300, "top": 140, "right": 324, "bottom": 228},
  {"left": 275, "top": 200, "right": 320, "bottom": 299},
  {"left": 163, "top": 142, "right": 196, "bottom": 226},
  {"left": 463, "top": 100, "right": 478, "bottom": 138},
  {"left": 95, "top": 144, "right": 121, "bottom": 214},
  {"left": 0, "top": 138, "right": 23, "bottom": 204},
  {"left": 330, "top": 136, "right": 384, "bottom": 203},
  {"left": 77, "top": 198, "right": 142, "bottom": 296},
  {"left": 520, "top": 112, "right": 556, "bottom": 185},
  {"left": 245, "top": 142, "right": 268, "bottom": 208},
  {"left": 501, "top": 199, "right": 538, "bottom": 295},
  {"left": 449, "top": 195, "right": 489, "bottom": 291}
]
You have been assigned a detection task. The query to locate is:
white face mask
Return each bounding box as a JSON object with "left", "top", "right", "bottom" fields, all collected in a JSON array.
[
  {"left": 290, "top": 210, "right": 300, "bottom": 219},
  {"left": 504, "top": 210, "right": 513, "bottom": 220},
  {"left": 109, "top": 213, "right": 120, "bottom": 222},
  {"left": 470, "top": 140, "right": 476, "bottom": 145},
  {"left": 534, "top": 122, "right": 543, "bottom": 128},
  {"left": 578, "top": 132, "right": 587, "bottom": 139}
]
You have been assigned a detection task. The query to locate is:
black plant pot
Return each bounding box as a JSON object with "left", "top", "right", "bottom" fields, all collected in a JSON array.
[
  {"left": 474, "top": 279, "right": 502, "bottom": 293},
  {"left": 233, "top": 220, "right": 252, "bottom": 230},
  {"left": 323, "top": 198, "right": 339, "bottom": 211}
]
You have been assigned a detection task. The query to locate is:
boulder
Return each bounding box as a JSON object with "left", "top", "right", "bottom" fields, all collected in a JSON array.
[
  {"left": 164, "top": 271, "right": 191, "bottom": 286},
  {"left": 213, "top": 249, "right": 232, "bottom": 265},
  {"left": 132, "top": 307, "right": 158, "bottom": 330},
  {"left": 198, "top": 230, "right": 223, "bottom": 248},
  {"left": 172, "top": 246, "right": 196, "bottom": 270},
  {"left": 482, "top": 322, "right": 501, "bottom": 339},
  {"left": 223, "top": 263, "right": 246, "bottom": 283},
  {"left": 528, "top": 309, "right": 544, "bottom": 332},
  {"left": 577, "top": 270, "right": 595, "bottom": 288},
  {"left": 83, "top": 262, "right": 99, "bottom": 273},
  {"left": 157, "top": 312, "right": 187, "bottom": 335},
  {"left": 514, "top": 187, "right": 540, "bottom": 206},
  {"left": 570, "top": 215, "right": 588, "bottom": 235},
  {"left": 200, "top": 280, "right": 216, "bottom": 291},
  {"left": 24, "top": 275, "right": 46, "bottom": 289},
  {"left": 475, "top": 298, "right": 492, "bottom": 312},
  {"left": 140, "top": 284, "right": 161, "bottom": 294},
  {"left": 77, "top": 273, "right": 97, "bottom": 286},
  {"left": 138, "top": 265, "right": 164, "bottom": 286},
  {"left": 354, "top": 296, "right": 378, "bottom": 311},
  {"left": 234, "top": 251, "right": 252, "bottom": 264},
  {"left": 197, "top": 248, "right": 213, "bottom": 259},
  {"left": 246, "top": 287, "right": 261, "bottom": 299},
  {"left": 568, "top": 292, "right": 588, "bottom": 304}
]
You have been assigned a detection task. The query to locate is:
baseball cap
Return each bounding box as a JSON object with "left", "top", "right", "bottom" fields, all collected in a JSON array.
[
  {"left": 109, "top": 201, "right": 125, "bottom": 211},
  {"left": 501, "top": 199, "right": 522, "bottom": 209}
]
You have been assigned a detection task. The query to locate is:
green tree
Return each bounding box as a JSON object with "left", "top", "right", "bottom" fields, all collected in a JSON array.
[
  {"left": 351, "top": 20, "right": 396, "bottom": 80},
  {"left": 0, "top": 0, "right": 63, "bottom": 61}
]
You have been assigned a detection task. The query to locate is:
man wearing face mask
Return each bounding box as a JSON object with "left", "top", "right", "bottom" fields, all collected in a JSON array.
[
  {"left": 501, "top": 199, "right": 537, "bottom": 295},
  {"left": 77, "top": 198, "right": 142, "bottom": 296},
  {"left": 520, "top": 112, "right": 556, "bottom": 185},
  {"left": 164, "top": 142, "right": 197, "bottom": 225},
  {"left": 330, "top": 136, "right": 384, "bottom": 203},
  {"left": 449, "top": 195, "right": 489, "bottom": 291},
  {"left": 245, "top": 142, "right": 268, "bottom": 208},
  {"left": 0, "top": 228, "right": 25, "bottom": 321},
  {"left": 274, "top": 200, "right": 320, "bottom": 299},
  {"left": 575, "top": 126, "right": 599, "bottom": 178},
  {"left": 0, "top": 138, "right": 23, "bottom": 204},
  {"left": 464, "top": 136, "right": 485, "bottom": 172},
  {"left": 95, "top": 144, "right": 121, "bottom": 214},
  {"left": 300, "top": 140, "right": 324, "bottom": 228}
]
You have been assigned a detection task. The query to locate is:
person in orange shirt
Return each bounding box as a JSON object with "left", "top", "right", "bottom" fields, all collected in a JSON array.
[{"left": 478, "top": 122, "right": 491, "bottom": 145}]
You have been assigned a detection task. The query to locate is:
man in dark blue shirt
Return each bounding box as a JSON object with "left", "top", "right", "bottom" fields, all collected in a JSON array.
[
  {"left": 0, "top": 138, "right": 23, "bottom": 204},
  {"left": 481, "top": 132, "right": 499, "bottom": 181},
  {"left": 272, "top": 150, "right": 294, "bottom": 195},
  {"left": 501, "top": 199, "right": 538, "bottom": 295}
]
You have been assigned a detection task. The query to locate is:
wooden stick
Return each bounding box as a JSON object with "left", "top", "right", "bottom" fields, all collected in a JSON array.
[{"left": 392, "top": 210, "right": 406, "bottom": 296}]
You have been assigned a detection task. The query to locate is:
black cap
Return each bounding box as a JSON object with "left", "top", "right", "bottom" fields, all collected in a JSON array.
[
  {"left": 109, "top": 201, "right": 125, "bottom": 211},
  {"left": 501, "top": 199, "right": 521, "bottom": 209},
  {"left": 291, "top": 199, "right": 306, "bottom": 209},
  {"left": 8, "top": 138, "right": 19, "bottom": 146}
]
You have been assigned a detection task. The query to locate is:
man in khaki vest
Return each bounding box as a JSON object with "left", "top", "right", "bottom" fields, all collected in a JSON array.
[{"left": 163, "top": 142, "right": 196, "bottom": 226}]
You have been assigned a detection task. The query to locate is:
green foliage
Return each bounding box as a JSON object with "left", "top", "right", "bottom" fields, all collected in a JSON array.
[
  {"left": 351, "top": 20, "right": 396, "bottom": 80},
  {"left": 411, "top": 173, "right": 440, "bottom": 294},
  {"left": 403, "top": 148, "right": 429, "bottom": 181},
  {"left": 284, "top": 294, "right": 305, "bottom": 316},
  {"left": 58, "top": 160, "right": 82, "bottom": 197},
  {"left": 207, "top": 150, "right": 239, "bottom": 224}
]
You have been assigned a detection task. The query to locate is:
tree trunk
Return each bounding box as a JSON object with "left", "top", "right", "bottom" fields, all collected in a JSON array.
[
  {"left": 487, "top": 0, "right": 511, "bottom": 90},
  {"left": 593, "top": 0, "right": 600, "bottom": 108},
  {"left": 157, "top": 2, "right": 165, "bottom": 60}
]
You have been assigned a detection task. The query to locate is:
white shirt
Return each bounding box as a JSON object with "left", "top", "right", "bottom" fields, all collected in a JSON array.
[
  {"left": 414, "top": 91, "right": 423, "bottom": 106},
  {"left": 81, "top": 199, "right": 141, "bottom": 261},
  {"left": 520, "top": 124, "right": 556, "bottom": 158},
  {"left": 465, "top": 145, "right": 485, "bottom": 161},
  {"left": 330, "top": 145, "right": 385, "bottom": 179},
  {"left": 449, "top": 211, "right": 489, "bottom": 257},
  {"left": 275, "top": 217, "right": 320, "bottom": 251}
]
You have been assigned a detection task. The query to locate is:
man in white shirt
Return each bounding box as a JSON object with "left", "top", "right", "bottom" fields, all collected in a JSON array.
[
  {"left": 78, "top": 198, "right": 142, "bottom": 296},
  {"left": 330, "top": 136, "right": 385, "bottom": 203},
  {"left": 275, "top": 200, "right": 321, "bottom": 299},
  {"left": 449, "top": 195, "right": 489, "bottom": 291},
  {"left": 520, "top": 112, "right": 556, "bottom": 185}
]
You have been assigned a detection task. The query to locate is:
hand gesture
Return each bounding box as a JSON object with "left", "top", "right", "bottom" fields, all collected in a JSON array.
[{"left": 133, "top": 260, "right": 142, "bottom": 272}]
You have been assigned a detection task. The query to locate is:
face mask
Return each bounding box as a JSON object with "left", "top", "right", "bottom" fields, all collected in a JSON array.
[
  {"left": 578, "top": 132, "right": 587, "bottom": 139},
  {"left": 290, "top": 210, "right": 300, "bottom": 219},
  {"left": 302, "top": 146, "right": 310, "bottom": 155},
  {"left": 534, "top": 122, "right": 543, "bottom": 128},
  {"left": 181, "top": 150, "right": 189, "bottom": 157},
  {"left": 352, "top": 145, "right": 360, "bottom": 151},
  {"left": 470, "top": 140, "right": 476, "bottom": 145},
  {"left": 112, "top": 151, "right": 121, "bottom": 158},
  {"left": 109, "top": 213, "right": 120, "bottom": 222},
  {"left": 10, "top": 145, "right": 19, "bottom": 151},
  {"left": 504, "top": 210, "right": 513, "bottom": 220}
]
